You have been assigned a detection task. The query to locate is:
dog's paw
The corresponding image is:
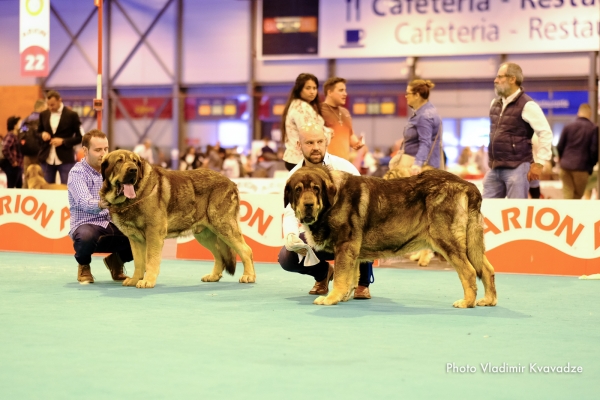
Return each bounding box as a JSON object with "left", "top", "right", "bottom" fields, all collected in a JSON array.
[
  {"left": 122, "top": 278, "right": 139, "bottom": 287},
  {"left": 201, "top": 273, "right": 222, "bottom": 282},
  {"left": 453, "top": 299, "right": 475, "bottom": 308},
  {"left": 238, "top": 274, "right": 256, "bottom": 283},
  {"left": 135, "top": 279, "right": 156, "bottom": 289},
  {"left": 314, "top": 295, "right": 339, "bottom": 306},
  {"left": 476, "top": 298, "right": 497, "bottom": 307},
  {"left": 341, "top": 289, "right": 355, "bottom": 302},
  {"left": 409, "top": 252, "right": 420, "bottom": 261}
]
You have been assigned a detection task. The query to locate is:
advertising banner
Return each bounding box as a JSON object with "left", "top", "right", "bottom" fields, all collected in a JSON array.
[
  {"left": 20, "top": 0, "right": 50, "bottom": 77},
  {"left": 2, "top": 188, "right": 599, "bottom": 275},
  {"left": 318, "top": 0, "right": 599, "bottom": 58}
]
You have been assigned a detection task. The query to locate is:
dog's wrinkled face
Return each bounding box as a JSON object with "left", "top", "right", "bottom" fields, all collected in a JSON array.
[
  {"left": 284, "top": 166, "right": 336, "bottom": 225},
  {"left": 101, "top": 150, "right": 144, "bottom": 204}
]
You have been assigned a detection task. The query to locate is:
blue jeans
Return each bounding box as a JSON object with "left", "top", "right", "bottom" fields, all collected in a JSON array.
[
  {"left": 72, "top": 223, "right": 133, "bottom": 266},
  {"left": 278, "top": 232, "right": 372, "bottom": 287},
  {"left": 41, "top": 162, "right": 75, "bottom": 184},
  {"left": 482, "top": 162, "right": 530, "bottom": 199}
]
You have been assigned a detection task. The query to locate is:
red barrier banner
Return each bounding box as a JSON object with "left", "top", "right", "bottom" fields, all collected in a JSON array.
[{"left": 2, "top": 187, "right": 599, "bottom": 275}]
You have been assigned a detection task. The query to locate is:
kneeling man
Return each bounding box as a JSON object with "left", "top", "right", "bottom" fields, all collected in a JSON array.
[
  {"left": 68, "top": 129, "right": 132, "bottom": 284},
  {"left": 278, "top": 124, "right": 373, "bottom": 299}
]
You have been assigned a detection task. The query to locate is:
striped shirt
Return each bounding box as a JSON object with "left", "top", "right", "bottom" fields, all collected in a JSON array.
[{"left": 67, "top": 158, "right": 110, "bottom": 236}]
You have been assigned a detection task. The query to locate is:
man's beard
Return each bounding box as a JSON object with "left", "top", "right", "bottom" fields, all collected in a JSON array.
[
  {"left": 306, "top": 151, "right": 324, "bottom": 164},
  {"left": 494, "top": 83, "right": 510, "bottom": 97}
]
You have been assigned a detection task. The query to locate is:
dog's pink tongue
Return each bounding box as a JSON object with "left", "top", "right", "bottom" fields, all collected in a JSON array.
[{"left": 123, "top": 184, "right": 136, "bottom": 199}]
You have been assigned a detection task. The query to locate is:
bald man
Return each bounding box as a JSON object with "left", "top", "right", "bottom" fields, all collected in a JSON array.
[{"left": 278, "top": 124, "right": 373, "bottom": 300}]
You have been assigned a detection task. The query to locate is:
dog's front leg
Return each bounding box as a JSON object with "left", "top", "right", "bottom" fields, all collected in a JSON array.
[
  {"left": 314, "top": 247, "right": 358, "bottom": 306},
  {"left": 136, "top": 227, "right": 166, "bottom": 289},
  {"left": 123, "top": 238, "right": 146, "bottom": 287}
]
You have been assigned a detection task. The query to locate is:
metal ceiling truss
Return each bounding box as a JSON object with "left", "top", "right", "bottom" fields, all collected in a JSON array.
[{"left": 42, "top": 0, "right": 184, "bottom": 152}]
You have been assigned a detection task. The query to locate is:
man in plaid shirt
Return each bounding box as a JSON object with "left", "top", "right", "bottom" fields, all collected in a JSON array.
[
  {"left": 68, "top": 129, "right": 132, "bottom": 284},
  {"left": 0, "top": 116, "right": 24, "bottom": 188}
]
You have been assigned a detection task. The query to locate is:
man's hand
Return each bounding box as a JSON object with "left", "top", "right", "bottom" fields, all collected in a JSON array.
[
  {"left": 410, "top": 164, "right": 422, "bottom": 176},
  {"left": 98, "top": 199, "right": 109, "bottom": 210},
  {"left": 41, "top": 132, "right": 51, "bottom": 141},
  {"left": 527, "top": 162, "right": 543, "bottom": 181},
  {"left": 50, "top": 137, "right": 64, "bottom": 147},
  {"left": 350, "top": 134, "right": 364, "bottom": 150},
  {"left": 285, "top": 233, "right": 308, "bottom": 256}
]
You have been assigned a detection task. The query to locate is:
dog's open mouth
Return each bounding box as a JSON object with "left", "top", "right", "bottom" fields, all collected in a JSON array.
[
  {"left": 116, "top": 179, "right": 137, "bottom": 199},
  {"left": 301, "top": 215, "right": 315, "bottom": 224}
]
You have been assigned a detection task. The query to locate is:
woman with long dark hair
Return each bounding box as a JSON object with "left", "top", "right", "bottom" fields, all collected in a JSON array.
[{"left": 280, "top": 73, "right": 332, "bottom": 170}]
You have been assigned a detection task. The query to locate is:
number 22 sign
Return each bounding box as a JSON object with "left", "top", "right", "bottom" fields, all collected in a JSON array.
[{"left": 21, "top": 46, "right": 49, "bottom": 77}]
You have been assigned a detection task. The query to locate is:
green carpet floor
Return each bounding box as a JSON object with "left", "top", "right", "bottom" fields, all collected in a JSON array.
[{"left": 0, "top": 252, "right": 598, "bottom": 399}]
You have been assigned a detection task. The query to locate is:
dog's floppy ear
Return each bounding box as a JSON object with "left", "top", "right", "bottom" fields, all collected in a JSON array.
[
  {"left": 135, "top": 154, "right": 144, "bottom": 182},
  {"left": 323, "top": 175, "right": 337, "bottom": 207},
  {"left": 284, "top": 181, "right": 293, "bottom": 209},
  {"left": 101, "top": 154, "right": 112, "bottom": 182}
]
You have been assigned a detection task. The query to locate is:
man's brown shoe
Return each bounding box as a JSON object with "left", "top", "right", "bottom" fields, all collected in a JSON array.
[
  {"left": 309, "top": 264, "right": 334, "bottom": 295},
  {"left": 77, "top": 264, "right": 94, "bottom": 284},
  {"left": 354, "top": 285, "right": 371, "bottom": 300},
  {"left": 103, "top": 253, "right": 129, "bottom": 281}
]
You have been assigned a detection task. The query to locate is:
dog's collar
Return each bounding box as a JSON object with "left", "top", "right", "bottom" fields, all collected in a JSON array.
[{"left": 108, "top": 184, "right": 157, "bottom": 213}]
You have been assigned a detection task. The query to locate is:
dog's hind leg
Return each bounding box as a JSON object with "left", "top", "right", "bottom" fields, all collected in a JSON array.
[
  {"left": 211, "top": 218, "right": 256, "bottom": 284},
  {"left": 433, "top": 239, "right": 478, "bottom": 308},
  {"left": 475, "top": 256, "right": 497, "bottom": 306},
  {"left": 466, "top": 210, "right": 497, "bottom": 306},
  {"left": 195, "top": 229, "right": 231, "bottom": 282},
  {"left": 123, "top": 239, "right": 146, "bottom": 287}
]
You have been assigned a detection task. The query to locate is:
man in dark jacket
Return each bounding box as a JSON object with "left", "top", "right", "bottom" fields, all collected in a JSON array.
[
  {"left": 556, "top": 103, "right": 599, "bottom": 199},
  {"left": 19, "top": 99, "right": 47, "bottom": 187},
  {"left": 483, "top": 62, "right": 553, "bottom": 199},
  {"left": 37, "top": 90, "right": 83, "bottom": 184}
]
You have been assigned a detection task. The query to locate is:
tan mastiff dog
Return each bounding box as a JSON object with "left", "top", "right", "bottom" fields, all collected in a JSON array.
[{"left": 100, "top": 149, "right": 255, "bottom": 288}]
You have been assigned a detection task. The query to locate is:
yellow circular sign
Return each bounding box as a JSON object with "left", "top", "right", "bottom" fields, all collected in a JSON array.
[{"left": 26, "top": 0, "right": 44, "bottom": 17}]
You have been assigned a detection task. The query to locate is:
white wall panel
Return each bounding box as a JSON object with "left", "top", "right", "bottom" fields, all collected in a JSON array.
[
  {"left": 0, "top": 1, "right": 36, "bottom": 85},
  {"left": 432, "top": 89, "right": 495, "bottom": 118},
  {"left": 186, "top": 121, "right": 219, "bottom": 148},
  {"left": 337, "top": 58, "right": 409, "bottom": 81},
  {"left": 352, "top": 117, "right": 407, "bottom": 153},
  {"left": 507, "top": 53, "right": 591, "bottom": 77},
  {"left": 183, "top": 0, "right": 249, "bottom": 84},
  {"left": 417, "top": 56, "right": 499, "bottom": 80},
  {"left": 255, "top": 59, "right": 328, "bottom": 84}
]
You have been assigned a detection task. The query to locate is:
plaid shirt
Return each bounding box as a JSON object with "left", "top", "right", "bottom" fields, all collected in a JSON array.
[
  {"left": 1, "top": 132, "right": 24, "bottom": 166},
  {"left": 68, "top": 158, "right": 110, "bottom": 236}
]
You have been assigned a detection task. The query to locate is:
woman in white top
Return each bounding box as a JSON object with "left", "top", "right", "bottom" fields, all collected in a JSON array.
[{"left": 281, "top": 73, "right": 332, "bottom": 170}]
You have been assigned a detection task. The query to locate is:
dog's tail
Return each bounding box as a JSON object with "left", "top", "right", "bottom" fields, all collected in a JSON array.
[
  {"left": 465, "top": 189, "right": 485, "bottom": 280},
  {"left": 220, "top": 239, "right": 237, "bottom": 276}
]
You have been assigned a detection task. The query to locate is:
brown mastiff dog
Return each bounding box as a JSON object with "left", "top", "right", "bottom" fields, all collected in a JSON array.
[
  {"left": 285, "top": 166, "right": 497, "bottom": 307},
  {"left": 100, "top": 149, "right": 255, "bottom": 288}
]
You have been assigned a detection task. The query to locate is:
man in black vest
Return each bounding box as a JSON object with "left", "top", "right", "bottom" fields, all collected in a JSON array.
[
  {"left": 37, "top": 90, "right": 83, "bottom": 184},
  {"left": 483, "top": 62, "right": 553, "bottom": 199}
]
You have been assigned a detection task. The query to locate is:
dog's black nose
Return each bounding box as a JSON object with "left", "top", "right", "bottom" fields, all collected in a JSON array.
[
  {"left": 128, "top": 167, "right": 137, "bottom": 174},
  {"left": 304, "top": 202, "right": 314, "bottom": 209}
]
